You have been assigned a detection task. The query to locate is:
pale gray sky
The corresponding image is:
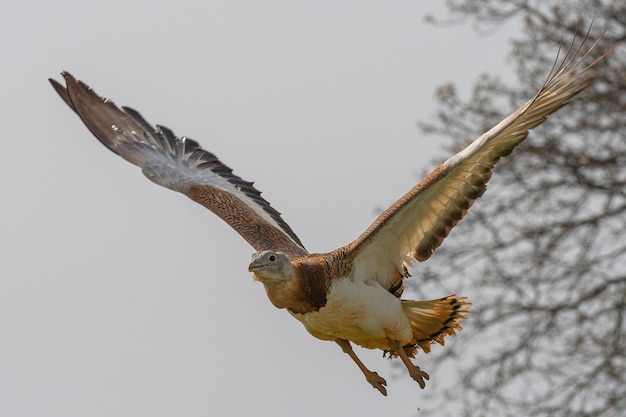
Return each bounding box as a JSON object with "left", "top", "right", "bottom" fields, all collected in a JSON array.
[{"left": 1, "top": 1, "right": 515, "bottom": 416}]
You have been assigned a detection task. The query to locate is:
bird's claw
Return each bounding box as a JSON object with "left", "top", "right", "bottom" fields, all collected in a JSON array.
[
  {"left": 366, "top": 371, "right": 388, "bottom": 396},
  {"left": 408, "top": 366, "right": 429, "bottom": 389}
]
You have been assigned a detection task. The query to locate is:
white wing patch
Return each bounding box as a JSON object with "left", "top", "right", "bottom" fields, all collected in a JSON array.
[{"left": 341, "top": 33, "right": 611, "bottom": 292}]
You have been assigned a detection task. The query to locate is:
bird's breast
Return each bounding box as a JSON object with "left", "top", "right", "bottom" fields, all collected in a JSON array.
[{"left": 290, "top": 276, "right": 412, "bottom": 350}]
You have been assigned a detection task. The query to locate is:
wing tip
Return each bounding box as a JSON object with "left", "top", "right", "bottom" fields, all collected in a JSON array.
[{"left": 49, "top": 72, "right": 76, "bottom": 110}]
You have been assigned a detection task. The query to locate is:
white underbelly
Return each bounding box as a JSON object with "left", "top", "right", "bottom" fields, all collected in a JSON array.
[{"left": 290, "top": 276, "right": 412, "bottom": 350}]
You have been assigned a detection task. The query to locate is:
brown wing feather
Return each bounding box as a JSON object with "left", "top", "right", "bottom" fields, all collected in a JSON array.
[
  {"left": 50, "top": 73, "right": 307, "bottom": 256},
  {"left": 188, "top": 185, "right": 307, "bottom": 255},
  {"left": 339, "top": 31, "right": 613, "bottom": 291}
]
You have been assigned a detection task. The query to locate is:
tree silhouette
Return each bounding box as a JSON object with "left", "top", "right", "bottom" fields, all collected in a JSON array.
[{"left": 409, "top": 2, "right": 625, "bottom": 416}]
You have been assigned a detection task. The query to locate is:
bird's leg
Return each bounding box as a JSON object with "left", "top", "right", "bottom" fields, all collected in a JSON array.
[
  {"left": 335, "top": 339, "right": 388, "bottom": 396},
  {"left": 389, "top": 339, "right": 429, "bottom": 389}
]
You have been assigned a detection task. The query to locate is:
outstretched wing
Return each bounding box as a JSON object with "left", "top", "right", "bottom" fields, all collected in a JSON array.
[
  {"left": 50, "top": 72, "right": 307, "bottom": 256},
  {"left": 341, "top": 33, "right": 612, "bottom": 292}
]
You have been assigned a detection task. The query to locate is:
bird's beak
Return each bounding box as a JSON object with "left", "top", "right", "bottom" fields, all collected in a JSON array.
[
  {"left": 248, "top": 260, "right": 266, "bottom": 283},
  {"left": 248, "top": 260, "right": 263, "bottom": 272}
]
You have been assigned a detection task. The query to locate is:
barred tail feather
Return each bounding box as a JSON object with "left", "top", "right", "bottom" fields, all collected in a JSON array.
[{"left": 401, "top": 295, "right": 471, "bottom": 355}]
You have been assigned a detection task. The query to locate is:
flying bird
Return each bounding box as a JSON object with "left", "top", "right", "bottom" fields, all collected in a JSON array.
[{"left": 50, "top": 33, "right": 610, "bottom": 396}]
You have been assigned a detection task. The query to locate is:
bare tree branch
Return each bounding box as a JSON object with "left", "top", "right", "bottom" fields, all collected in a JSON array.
[{"left": 409, "top": 2, "right": 626, "bottom": 416}]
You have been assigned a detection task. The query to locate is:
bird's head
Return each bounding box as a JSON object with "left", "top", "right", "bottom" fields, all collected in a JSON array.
[
  {"left": 248, "top": 250, "right": 295, "bottom": 283},
  {"left": 249, "top": 251, "right": 301, "bottom": 310}
]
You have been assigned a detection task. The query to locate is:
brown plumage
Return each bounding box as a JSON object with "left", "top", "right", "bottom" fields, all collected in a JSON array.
[{"left": 50, "top": 30, "right": 612, "bottom": 396}]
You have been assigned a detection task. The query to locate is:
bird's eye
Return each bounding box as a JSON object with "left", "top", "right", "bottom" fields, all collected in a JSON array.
[{"left": 269, "top": 255, "right": 277, "bottom": 262}]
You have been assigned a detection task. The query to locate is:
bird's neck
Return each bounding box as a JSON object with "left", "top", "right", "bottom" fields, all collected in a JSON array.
[
  {"left": 261, "top": 258, "right": 331, "bottom": 314},
  {"left": 261, "top": 278, "right": 308, "bottom": 312}
]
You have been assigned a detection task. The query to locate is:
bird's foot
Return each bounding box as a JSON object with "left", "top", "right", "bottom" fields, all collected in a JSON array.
[
  {"left": 336, "top": 339, "right": 388, "bottom": 396},
  {"left": 389, "top": 339, "right": 430, "bottom": 389},
  {"left": 364, "top": 370, "right": 388, "bottom": 396},
  {"left": 406, "top": 364, "right": 429, "bottom": 389}
]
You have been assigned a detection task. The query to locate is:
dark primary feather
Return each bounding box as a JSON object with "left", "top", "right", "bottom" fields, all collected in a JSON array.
[{"left": 50, "top": 73, "right": 306, "bottom": 254}]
